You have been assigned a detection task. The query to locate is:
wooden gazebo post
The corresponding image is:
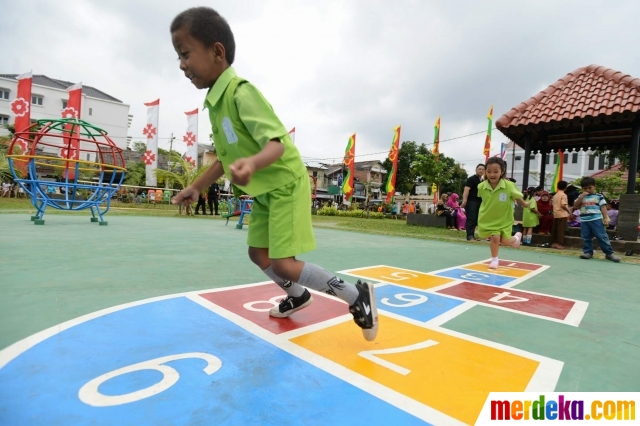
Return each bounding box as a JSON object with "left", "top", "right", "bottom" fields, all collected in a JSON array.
[
  {"left": 521, "top": 132, "right": 532, "bottom": 191},
  {"left": 539, "top": 134, "right": 547, "bottom": 190},
  {"left": 617, "top": 120, "right": 640, "bottom": 242}
]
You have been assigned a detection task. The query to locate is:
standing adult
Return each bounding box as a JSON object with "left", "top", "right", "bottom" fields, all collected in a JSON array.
[
  {"left": 208, "top": 181, "right": 220, "bottom": 215},
  {"left": 461, "top": 163, "right": 485, "bottom": 241}
]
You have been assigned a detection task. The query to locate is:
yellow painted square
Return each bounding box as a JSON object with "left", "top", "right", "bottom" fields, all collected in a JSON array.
[
  {"left": 291, "top": 315, "right": 539, "bottom": 425},
  {"left": 345, "top": 266, "right": 453, "bottom": 290},
  {"left": 463, "top": 263, "right": 530, "bottom": 277}
]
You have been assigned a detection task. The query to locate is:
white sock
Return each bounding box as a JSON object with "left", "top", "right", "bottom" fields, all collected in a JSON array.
[
  {"left": 491, "top": 257, "right": 498, "bottom": 263},
  {"left": 262, "top": 265, "right": 305, "bottom": 298}
]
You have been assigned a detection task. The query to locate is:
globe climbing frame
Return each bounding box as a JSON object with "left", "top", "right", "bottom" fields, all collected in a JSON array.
[{"left": 7, "top": 118, "right": 126, "bottom": 225}]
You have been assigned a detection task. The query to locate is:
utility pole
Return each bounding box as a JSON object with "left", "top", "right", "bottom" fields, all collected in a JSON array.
[{"left": 166, "top": 133, "right": 175, "bottom": 189}]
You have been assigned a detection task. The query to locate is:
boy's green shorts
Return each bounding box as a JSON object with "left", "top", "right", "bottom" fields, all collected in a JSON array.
[
  {"left": 477, "top": 225, "right": 513, "bottom": 240},
  {"left": 247, "top": 174, "right": 317, "bottom": 259}
]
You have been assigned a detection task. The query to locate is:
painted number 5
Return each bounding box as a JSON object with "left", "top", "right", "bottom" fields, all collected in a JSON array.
[
  {"left": 379, "top": 272, "right": 418, "bottom": 282},
  {"left": 381, "top": 293, "right": 428, "bottom": 308},
  {"left": 78, "top": 352, "right": 222, "bottom": 407}
]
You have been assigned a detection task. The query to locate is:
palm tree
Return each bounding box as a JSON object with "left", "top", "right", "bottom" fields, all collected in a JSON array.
[{"left": 154, "top": 152, "right": 209, "bottom": 215}]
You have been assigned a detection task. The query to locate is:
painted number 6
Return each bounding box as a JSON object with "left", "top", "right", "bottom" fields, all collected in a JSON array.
[{"left": 381, "top": 293, "right": 428, "bottom": 308}]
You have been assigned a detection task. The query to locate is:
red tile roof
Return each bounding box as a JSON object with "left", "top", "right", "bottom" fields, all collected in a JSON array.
[
  {"left": 496, "top": 65, "right": 640, "bottom": 130},
  {"left": 589, "top": 162, "right": 629, "bottom": 180}
]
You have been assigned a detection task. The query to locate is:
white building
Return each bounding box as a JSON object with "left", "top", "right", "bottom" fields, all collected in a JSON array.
[
  {"left": 0, "top": 74, "right": 132, "bottom": 162},
  {"left": 503, "top": 141, "right": 617, "bottom": 188}
]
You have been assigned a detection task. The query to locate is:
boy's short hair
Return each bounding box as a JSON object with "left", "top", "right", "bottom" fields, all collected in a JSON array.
[
  {"left": 580, "top": 177, "right": 596, "bottom": 188},
  {"left": 557, "top": 180, "right": 568, "bottom": 190},
  {"left": 171, "top": 7, "right": 236, "bottom": 64}
]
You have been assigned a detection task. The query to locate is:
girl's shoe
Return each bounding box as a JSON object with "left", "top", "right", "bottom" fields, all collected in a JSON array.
[
  {"left": 489, "top": 260, "right": 499, "bottom": 269},
  {"left": 511, "top": 232, "right": 522, "bottom": 248}
]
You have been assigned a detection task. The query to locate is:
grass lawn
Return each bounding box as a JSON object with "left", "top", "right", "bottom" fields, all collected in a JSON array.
[{"left": 2, "top": 197, "right": 638, "bottom": 264}]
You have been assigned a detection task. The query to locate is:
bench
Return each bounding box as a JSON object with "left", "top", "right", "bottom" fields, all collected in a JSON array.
[{"left": 406, "top": 213, "right": 448, "bottom": 228}]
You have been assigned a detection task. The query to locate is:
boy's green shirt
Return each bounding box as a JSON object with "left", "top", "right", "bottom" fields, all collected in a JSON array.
[
  {"left": 477, "top": 178, "right": 523, "bottom": 230},
  {"left": 203, "top": 67, "right": 307, "bottom": 196}
]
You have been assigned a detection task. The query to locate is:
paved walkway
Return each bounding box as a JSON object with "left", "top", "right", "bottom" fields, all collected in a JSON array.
[{"left": 0, "top": 214, "right": 638, "bottom": 425}]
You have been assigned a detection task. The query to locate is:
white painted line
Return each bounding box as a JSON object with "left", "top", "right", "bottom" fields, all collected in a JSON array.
[
  {"left": 563, "top": 300, "right": 589, "bottom": 327},
  {"left": 187, "top": 294, "right": 467, "bottom": 426}
]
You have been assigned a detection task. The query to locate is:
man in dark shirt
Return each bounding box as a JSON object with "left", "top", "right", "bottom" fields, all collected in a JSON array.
[
  {"left": 461, "top": 163, "right": 485, "bottom": 241},
  {"left": 208, "top": 182, "right": 220, "bottom": 215}
]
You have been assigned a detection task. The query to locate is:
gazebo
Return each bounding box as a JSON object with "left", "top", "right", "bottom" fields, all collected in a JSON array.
[{"left": 496, "top": 64, "right": 640, "bottom": 242}]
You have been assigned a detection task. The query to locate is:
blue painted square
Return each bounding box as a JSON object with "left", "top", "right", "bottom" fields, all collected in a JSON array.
[
  {"left": 0, "top": 297, "right": 430, "bottom": 426},
  {"left": 376, "top": 284, "right": 464, "bottom": 322},
  {"left": 434, "top": 268, "right": 515, "bottom": 286}
]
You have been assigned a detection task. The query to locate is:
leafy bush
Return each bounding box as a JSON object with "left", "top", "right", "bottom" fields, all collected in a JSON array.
[{"left": 316, "top": 206, "right": 385, "bottom": 219}]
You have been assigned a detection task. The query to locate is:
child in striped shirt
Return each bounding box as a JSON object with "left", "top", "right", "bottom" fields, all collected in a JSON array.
[{"left": 572, "top": 177, "right": 620, "bottom": 262}]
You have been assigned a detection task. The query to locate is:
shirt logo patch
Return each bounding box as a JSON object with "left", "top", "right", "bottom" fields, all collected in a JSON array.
[
  {"left": 222, "top": 117, "right": 238, "bottom": 144},
  {"left": 499, "top": 193, "right": 507, "bottom": 202}
]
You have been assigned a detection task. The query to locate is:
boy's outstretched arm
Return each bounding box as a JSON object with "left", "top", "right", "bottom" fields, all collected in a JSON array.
[
  {"left": 229, "top": 140, "right": 284, "bottom": 186},
  {"left": 172, "top": 160, "right": 224, "bottom": 206}
]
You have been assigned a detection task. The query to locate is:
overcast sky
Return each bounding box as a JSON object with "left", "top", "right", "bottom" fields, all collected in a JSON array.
[{"left": 4, "top": 0, "right": 640, "bottom": 172}]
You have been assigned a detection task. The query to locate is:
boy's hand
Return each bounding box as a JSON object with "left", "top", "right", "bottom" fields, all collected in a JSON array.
[
  {"left": 229, "top": 158, "right": 256, "bottom": 186},
  {"left": 172, "top": 186, "right": 199, "bottom": 206},
  {"left": 603, "top": 216, "right": 610, "bottom": 226}
]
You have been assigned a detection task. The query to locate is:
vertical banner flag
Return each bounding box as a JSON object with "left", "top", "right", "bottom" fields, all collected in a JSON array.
[
  {"left": 385, "top": 125, "right": 401, "bottom": 203},
  {"left": 551, "top": 150, "right": 564, "bottom": 192},
  {"left": 484, "top": 106, "right": 493, "bottom": 162},
  {"left": 342, "top": 133, "right": 356, "bottom": 203},
  {"left": 143, "top": 99, "right": 160, "bottom": 186},
  {"left": 184, "top": 108, "right": 198, "bottom": 167},
  {"left": 61, "top": 82, "right": 82, "bottom": 179},
  {"left": 10, "top": 72, "right": 32, "bottom": 175},
  {"left": 500, "top": 142, "right": 506, "bottom": 160},
  {"left": 432, "top": 117, "right": 440, "bottom": 159},
  {"left": 288, "top": 127, "right": 296, "bottom": 144}
]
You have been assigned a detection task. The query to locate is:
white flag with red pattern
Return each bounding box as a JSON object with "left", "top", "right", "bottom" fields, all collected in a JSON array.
[
  {"left": 61, "top": 82, "right": 82, "bottom": 178},
  {"left": 11, "top": 72, "right": 32, "bottom": 155},
  {"left": 288, "top": 127, "right": 295, "bottom": 144},
  {"left": 143, "top": 99, "right": 159, "bottom": 186},
  {"left": 184, "top": 108, "right": 198, "bottom": 167}
]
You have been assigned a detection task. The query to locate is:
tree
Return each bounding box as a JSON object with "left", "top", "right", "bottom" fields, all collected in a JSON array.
[
  {"left": 154, "top": 152, "right": 209, "bottom": 215},
  {"left": 129, "top": 140, "right": 170, "bottom": 156},
  {"left": 124, "top": 161, "right": 146, "bottom": 186},
  {"left": 382, "top": 141, "right": 428, "bottom": 196}
]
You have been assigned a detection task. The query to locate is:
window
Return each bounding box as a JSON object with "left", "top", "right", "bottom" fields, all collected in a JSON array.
[
  {"left": 563, "top": 153, "right": 568, "bottom": 164},
  {"left": 62, "top": 100, "right": 68, "bottom": 109},
  {"left": 572, "top": 153, "right": 578, "bottom": 163},
  {"left": 598, "top": 155, "right": 606, "bottom": 170},
  {"left": 514, "top": 155, "right": 522, "bottom": 161},
  {"left": 588, "top": 155, "right": 595, "bottom": 170},
  {"left": 553, "top": 154, "right": 557, "bottom": 164},
  {"left": 529, "top": 154, "right": 536, "bottom": 160},
  {"left": 545, "top": 154, "right": 550, "bottom": 164},
  {"left": 312, "top": 170, "right": 317, "bottom": 177},
  {"left": 0, "top": 88, "right": 9, "bottom": 100},
  {"left": 32, "top": 95, "right": 43, "bottom": 106},
  {"left": 89, "top": 108, "right": 93, "bottom": 116},
  {"left": 0, "top": 115, "right": 9, "bottom": 125}
]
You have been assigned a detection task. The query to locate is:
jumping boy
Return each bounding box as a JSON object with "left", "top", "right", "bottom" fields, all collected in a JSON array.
[
  {"left": 477, "top": 157, "right": 529, "bottom": 269},
  {"left": 169, "top": 7, "right": 378, "bottom": 340},
  {"left": 572, "top": 177, "right": 621, "bottom": 262}
]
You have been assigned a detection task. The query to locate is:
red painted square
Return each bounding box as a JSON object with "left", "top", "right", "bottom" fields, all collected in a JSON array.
[
  {"left": 199, "top": 283, "right": 349, "bottom": 334},
  {"left": 481, "top": 260, "right": 543, "bottom": 271},
  {"left": 436, "top": 282, "right": 575, "bottom": 320}
]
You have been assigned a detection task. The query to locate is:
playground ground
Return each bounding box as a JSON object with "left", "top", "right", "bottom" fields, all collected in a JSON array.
[{"left": 0, "top": 213, "right": 639, "bottom": 425}]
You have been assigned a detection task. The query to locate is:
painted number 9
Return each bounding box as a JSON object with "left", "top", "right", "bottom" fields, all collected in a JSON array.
[
  {"left": 381, "top": 293, "right": 428, "bottom": 308},
  {"left": 78, "top": 352, "right": 222, "bottom": 407}
]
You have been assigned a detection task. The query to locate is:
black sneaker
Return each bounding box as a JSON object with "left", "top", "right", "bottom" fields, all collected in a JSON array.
[
  {"left": 269, "top": 288, "right": 313, "bottom": 318},
  {"left": 349, "top": 280, "right": 379, "bottom": 341}
]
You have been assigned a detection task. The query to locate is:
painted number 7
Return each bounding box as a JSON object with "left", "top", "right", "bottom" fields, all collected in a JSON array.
[{"left": 358, "top": 340, "right": 439, "bottom": 375}]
